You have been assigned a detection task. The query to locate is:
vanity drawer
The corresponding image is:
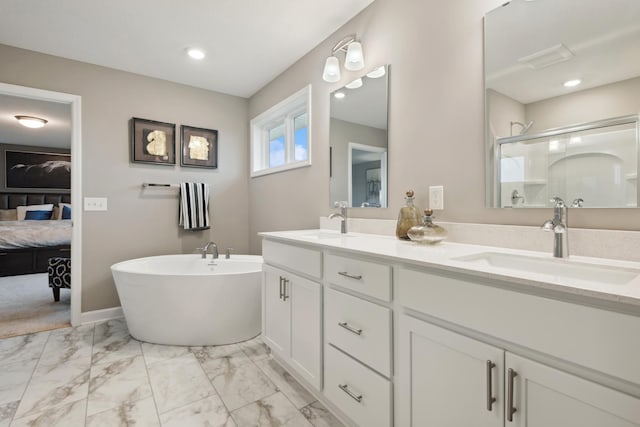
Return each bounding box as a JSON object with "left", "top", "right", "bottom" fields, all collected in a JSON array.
[
  {"left": 262, "top": 239, "right": 322, "bottom": 279},
  {"left": 324, "top": 344, "right": 391, "bottom": 427},
  {"left": 325, "top": 253, "right": 391, "bottom": 301},
  {"left": 325, "top": 287, "right": 392, "bottom": 377}
]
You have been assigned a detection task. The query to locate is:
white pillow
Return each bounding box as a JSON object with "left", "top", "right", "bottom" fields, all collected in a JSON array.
[
  {"left": 55, "top": 203, "right": 72, "bottom": 220},
  {"left": 16, "top": 204, "right": 54, "bottom": 221}
]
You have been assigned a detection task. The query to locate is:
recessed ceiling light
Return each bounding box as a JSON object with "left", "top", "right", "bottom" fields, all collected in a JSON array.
[
  {"left": 15, "top": 115, "right": 48, "bottom": 128},
  {"left": 186, "top": 48, "right": 205, "bottom": 60},
  {"left": 334, "top": 91, "right": 346, "bottom": 99},
  {"left": 563, "top": 79, "right": 581, "bottom": 88}
]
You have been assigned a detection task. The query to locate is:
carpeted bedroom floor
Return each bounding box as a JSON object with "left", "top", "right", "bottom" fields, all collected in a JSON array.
[{"left": 0, "top": 273, "right": 70, "bottom": 339}]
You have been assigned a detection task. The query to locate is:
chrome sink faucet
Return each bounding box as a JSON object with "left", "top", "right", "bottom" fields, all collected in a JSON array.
[
  {"left": 541, "top": 197, "right": 569, "bottom": 258},
  {"left": 329, "top": 201, "right": 348, "bottom": 234},
  {"left": 201, "top": 241, "right": 219, "bottom": 259}
]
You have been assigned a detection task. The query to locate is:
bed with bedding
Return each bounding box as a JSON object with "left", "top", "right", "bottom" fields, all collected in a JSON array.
[{"left": 0, "top": 192, "right": 71, "bottom": 277}]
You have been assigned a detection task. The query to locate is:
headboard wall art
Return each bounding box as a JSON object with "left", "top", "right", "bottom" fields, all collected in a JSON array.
[{"left": 1, "top": 143, "right": 71, "bottom": 193}]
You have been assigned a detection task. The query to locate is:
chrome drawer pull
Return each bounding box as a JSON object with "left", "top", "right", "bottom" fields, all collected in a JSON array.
[
  {"left": 507, "top": 368, "right": 518, "bottom": 422},
  {"left": 486, "top": 360, "right": 496, "bottom": 411},
  {"left": 282, "top": 278, "right": 289, "bottom": 301},
  {"left": 338, "top": 322, "right": 362, "bottom": 336},
  {"left": 279, "top": 276, "right": 284, "bottom": 300},
  {"left": 338, "top": 383, "right": 362, "bottom": 403},
  {"left": 338, "top": 271, "right": 362, "bottom": 280}
]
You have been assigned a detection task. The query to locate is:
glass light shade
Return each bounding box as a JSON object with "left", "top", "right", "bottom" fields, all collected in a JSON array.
[
  {"left": 15, "top": 115, "right": 47, "bottom": 128},
  {"left": 366, "top": 65, "right": 386, "bottom": 79},
  {"left": 322, "top": 56, "right": 341, "bottom": 82},
  {"left": 345, "top": 78, "right": 363, "bottom": 89},
  {"left": 344, "top": 41, "right": 364, "bottom": 71}
]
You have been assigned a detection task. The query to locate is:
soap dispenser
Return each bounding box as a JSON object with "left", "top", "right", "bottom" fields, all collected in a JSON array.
[
  {"left": 396, "top": 190, "right": 421, "bottom": 240},
  {"left": 407, "top": 209, "right": 448, "bottom": 244}
]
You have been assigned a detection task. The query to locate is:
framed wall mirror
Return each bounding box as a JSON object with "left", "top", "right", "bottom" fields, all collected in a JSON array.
[
  {"left": 484, "top": 0, "right": 640, "bottom": 208},
  {"left": 330, "top": 65, "right": 389, "bottom": 208}
]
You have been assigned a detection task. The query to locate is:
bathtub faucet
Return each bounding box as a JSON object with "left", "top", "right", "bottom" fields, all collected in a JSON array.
[{"left": 201, "top": 241, "right": 219, "bottom": 259}]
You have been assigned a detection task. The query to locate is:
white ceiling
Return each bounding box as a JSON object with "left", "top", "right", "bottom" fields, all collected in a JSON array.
[
  {"left": 331, "top": 71, "right": 388, "bottom": 130},
  {"left": 0, "top": 0, "right": 375, "bottom": 148},
  {"left": 0, "top": 94, "right": 71, "bottom": 148},
  {"left": 0, "top": 0, "right": 375, "bottom": 98},
  {"left": 485, "top": 0, "right": 640, "bottom": 104}
]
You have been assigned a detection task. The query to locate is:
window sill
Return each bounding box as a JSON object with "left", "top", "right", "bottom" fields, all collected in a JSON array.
[{"left": 251, "top": 160, "right": 312, "bottom": 178}]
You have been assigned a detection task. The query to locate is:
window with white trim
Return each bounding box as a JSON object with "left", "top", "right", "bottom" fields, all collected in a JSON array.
[{"left": 251, "top": 85, "right": 311, "bottom": 177}]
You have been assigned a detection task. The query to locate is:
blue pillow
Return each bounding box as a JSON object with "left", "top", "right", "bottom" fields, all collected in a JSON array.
[
  {"left": 25, "top": 210, "right": 53, "bottom": 220},
  {"left": 62, "top": 205, "right": 72, "bottom": 220}
]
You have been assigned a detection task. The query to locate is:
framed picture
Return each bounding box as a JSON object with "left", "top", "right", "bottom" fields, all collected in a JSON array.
[
  {"left": 130, "top": 117, "right": 176, "bottom": 165},
  {"left": 4, "top": 149, "right": 71, "bottom": 190},
  {"left": 180, "top": 125, "right": 218, "bottom": 169}
]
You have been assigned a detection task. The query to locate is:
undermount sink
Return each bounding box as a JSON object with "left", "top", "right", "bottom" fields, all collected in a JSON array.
[{"left": 453, "top": 252, "right": 640, "bottom": 286}]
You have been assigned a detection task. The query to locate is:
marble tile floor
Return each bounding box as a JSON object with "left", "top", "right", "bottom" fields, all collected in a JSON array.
[{"left": 0, "top": 319, "right": 345, "bottom": 427}]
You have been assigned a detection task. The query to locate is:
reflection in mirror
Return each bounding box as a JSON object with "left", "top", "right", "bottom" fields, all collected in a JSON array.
[
  {"left": 484, "top": 0, "right": 640, "bottom": 208},
  {"left": 330, "top": 65, "right": 388, "bottom": 208}
]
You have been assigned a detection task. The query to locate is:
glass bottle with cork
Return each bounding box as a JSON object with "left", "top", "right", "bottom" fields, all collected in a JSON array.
[{"left": 396, "top": 190, "right": 421, "bottom": 240}]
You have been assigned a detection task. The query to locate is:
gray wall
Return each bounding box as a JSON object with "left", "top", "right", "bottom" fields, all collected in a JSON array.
[
  {"left": 0, "top": 44, "right": 250, "bottom": 312},
  {"left": 525, "top": 76, "right": 640, "bottom": 131},
  {"left": 248, "top": 0, "right": 640, "bottom": 254}
]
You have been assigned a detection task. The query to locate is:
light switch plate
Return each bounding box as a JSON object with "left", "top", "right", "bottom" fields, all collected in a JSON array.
[
  {"left": 84, "top": 197, "right": 108, "bottom": 211},
  {"left": 429, "top": 186, "right": 444, "bottom": 210}
]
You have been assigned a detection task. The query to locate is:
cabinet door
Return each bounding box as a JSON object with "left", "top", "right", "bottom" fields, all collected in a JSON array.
[
  {"left": 289, "top": 274, "right": 322, "bottom": 389},
  {"left": 263, "top": 266, "right": 290, "bottom": 358},
  {"left": 506, "top": 353, "right": 640, "bottom": 427},
  {"left": 398, "top": 315, "right": 504, "bottom": 427}
]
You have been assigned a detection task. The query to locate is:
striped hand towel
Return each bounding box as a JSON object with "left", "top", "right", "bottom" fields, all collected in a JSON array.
[{"left": 179, "top": 182, "right": 210, "bottom": 230}]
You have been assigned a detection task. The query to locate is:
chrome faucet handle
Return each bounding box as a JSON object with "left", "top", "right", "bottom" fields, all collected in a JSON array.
[
  {"left": 541, "top": 219, "right": 554, "bottom": 231},
  {"left": 549, "top": 197, "right": 565, "bottom": 208},
  {"left": 334, "top": 201, "right": 348, "bottom": 209},
  {"left": 225, "top": 248, "right": 233, "bottom": 259},
  {"left": 571, "top": 198, "right": 584, "bottom": 208}
]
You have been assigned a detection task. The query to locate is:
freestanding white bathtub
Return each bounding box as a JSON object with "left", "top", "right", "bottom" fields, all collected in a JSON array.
[{"left": 111, "top": 254, "right": 263, "bottom": 346}]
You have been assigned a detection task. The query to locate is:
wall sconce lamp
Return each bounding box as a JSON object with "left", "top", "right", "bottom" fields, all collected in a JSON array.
[
  {"left": 15, "top": 115, "right": 48, "bottom": 129},
  {"left": 322, "top": 35, "right": 365, "bottom": 83}
]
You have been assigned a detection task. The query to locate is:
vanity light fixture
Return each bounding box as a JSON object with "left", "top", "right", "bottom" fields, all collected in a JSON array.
[
  {"left": 186, "top": 48, "right": 205, "bottom": 60},
  {"left": 334, "top": 91, "right": 346, "bottom": 99},
  {"left": 15, "top": 115, "right": 48, "bottom": 129},
  {"left": 366, "top": 65, "right": 386, "bottom": 79},
  {"left": 563, "top": 79, "right": 581, "bottom": 88},
  {"left": 322, "top": 34, "right": 365, "bottom": 83},
  {"left": 345, "top": 78, "right": 363, "bottom": 89}
]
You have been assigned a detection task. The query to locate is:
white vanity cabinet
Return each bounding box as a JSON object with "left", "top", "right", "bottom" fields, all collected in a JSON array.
[
  {"left": 398, "top": 266, "right": 640, "bottom": 427},
  {"left": 323, "top": 251, "right": 393, "bottom": 427},
  {"left": 262, "top": 240, "right": 322, "bottom": 389},
  {"left": 399, "top": 315, "right": 640, "bottom": 427},
  {"left": 399, "top": 315, "right": 504, "bottom": 427}
]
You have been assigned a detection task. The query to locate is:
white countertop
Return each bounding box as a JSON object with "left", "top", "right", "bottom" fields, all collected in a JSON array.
[{"left": 259, "top": 229, "right": 640, "bottom": 310}]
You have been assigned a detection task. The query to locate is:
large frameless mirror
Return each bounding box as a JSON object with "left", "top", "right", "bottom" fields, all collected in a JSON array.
[
  {"left": 484, "top": 0, "right": 640, "bottom": 208},
  {"left": 330, "top": 65, "right": 389, "bottom": 208}
]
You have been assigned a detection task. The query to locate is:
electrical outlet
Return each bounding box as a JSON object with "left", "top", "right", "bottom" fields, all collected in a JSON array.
[
  {"left": 429, "top": 186, "right": 444, "bottom": 210},
  {"left": 84, "top": 197, "right": 108, "bottom": 211}
]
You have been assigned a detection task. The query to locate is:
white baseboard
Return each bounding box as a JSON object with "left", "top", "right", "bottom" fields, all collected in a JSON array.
[{"left": 80, "top": 306, "right": 124, "bottom": 325}]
